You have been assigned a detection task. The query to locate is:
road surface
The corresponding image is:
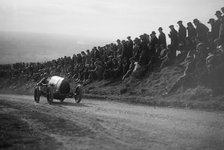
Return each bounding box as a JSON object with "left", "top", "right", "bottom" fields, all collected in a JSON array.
[{"left": 0, "top": 94, "right": 224, "bottom": 150}]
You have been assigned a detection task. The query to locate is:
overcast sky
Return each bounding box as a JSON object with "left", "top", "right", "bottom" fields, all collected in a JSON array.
[{"left": 0, "top": 0, "right": 223, "bottom": 41}]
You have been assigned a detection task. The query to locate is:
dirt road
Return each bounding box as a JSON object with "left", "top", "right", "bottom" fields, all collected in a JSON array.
[{"left": 0, "top": 94, "right": 224, "bottom": 150}]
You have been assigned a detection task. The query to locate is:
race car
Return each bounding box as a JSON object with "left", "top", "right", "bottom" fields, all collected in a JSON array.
[{"left": 34, "top": 76, "right": 83, "bottom": 104}]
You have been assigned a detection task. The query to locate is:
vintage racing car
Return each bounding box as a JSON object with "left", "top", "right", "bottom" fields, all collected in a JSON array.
[{"left": 34, "top": 76, "right": 83, "bottom": 104}]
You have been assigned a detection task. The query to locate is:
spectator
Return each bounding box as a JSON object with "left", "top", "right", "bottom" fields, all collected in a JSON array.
[
  {"left": 103, "top": 55, "right": 114, "bottom": 80},
  {"left": 150, "top": 31, "right": 159, "bottom": 57},
  {"left": 160, "top": 45, "right": 173, "bottom": 68},
  {"left": 116, "top": 39, "right": 123, "bottom": 55},
  {"left": 122, "top": 36, "right": 133, "bottom": 62},
  {"left": 158, "top": 27, "right": 167, "bottom": 48},
  {"left": 91, "top": 59, "right": 104, "bottom": 81},
  {"left": 122, "top": 57, "right": 130, "bottom": 76},
  {"left": 85, "top": 50, "right": 91, "bottom": 65},
  {"left": 139, "top": 34, "right": 150, "bottom": 66},
  {"left": 208, "top": 18, "right": 220, "bottom": 41},
  {"left": 187, "top": 22, "right": 197, "bottom": 41},
  {"left": 112, "top": 57, "right": 123, "bottom": 79},
  {"left": 177, "top": 20, "right": 187, "bottom": 46},
  {"left": 219, "top": 8, "right": 224, "bottom": 43},
  {"left": 122, "top": 57, "right": 135, "bottom": 80},
  {"left": 207, "top": 18, "right": 220, "bottom": 51},
  {"left": 168, "top": 25, "right": 178, "bottom": 60},
  {"left": 133, "top": 37, "right": 141, "bottom": 61},
  {"left": 193, "top": 19, "right": 209, "bottom": 44},
  {"left": 127, "top": 36, "right": 134, "bottom": 57}
]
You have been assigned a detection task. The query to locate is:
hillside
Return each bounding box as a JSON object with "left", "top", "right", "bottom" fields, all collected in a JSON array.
[
  {"left": 1, "top": 64, "right": 224, "bottom": 111},
  {"left": 0, "top": 31, "right": 110, "bottom": 64}
]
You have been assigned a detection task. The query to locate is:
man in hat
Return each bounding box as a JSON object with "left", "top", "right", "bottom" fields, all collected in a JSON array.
[
  {"left": 138, "top": 34, "right": 150, "bottom": 66},
  {"left": 121, "top": 42, "right": 131, "bottom": 68},
  {"left": 127, "top": 36, "right": 131, "bottom": 40},
  {"left": 214, "top": 11, "right": 223, "bottom": 41},
  {"left": 207, "top": 18, "right": 221, "bottom": 50},
  {"left": 126, "top": 36, "right": 134, "bottom": 59},
  {"left": 215, "top": 10, "right": 222, "bottom": 20},
  {"left": 133, "top": 37, "right": 141, "bottom": 61},
  {"left": 219, "top": 9, "right": 224, "bottom": 43},
  {"left": 85, "top": 49, "right": 91, "bottom": 66},
  {"left": 90, "top": 59, "right": 104, "bottom": 81},
  {"left": 122, "top": 57, "right": 135, "bottom": 80},
  {"left": 116, "top": 39, "right": 123, "bottom": 55},
  {"left": 103, "top": 55, "right": 114, "bottom": 80},
  {"left": 177, "top": 20, "right": 187, "bottom": 46},
  {"left": 208, "top": 18, "right": 220, "bottom": 40},
  {"left": 169, "top": 25, "right": 178, "bottom": 60},
  {"left": 158, "top": 27, "right": 167, "bottom": 48},
  {"left": 221, "top": 7, "right": 224, "bottom": 13},
  {"left": 187, "top": 22, "right": 197, "bottom": 40},
  {"left": 150, "top": 31, "right": 159, "bottom": 57},
  {"left": 193, "top": 19, "right": 209, "bottom": 44}
]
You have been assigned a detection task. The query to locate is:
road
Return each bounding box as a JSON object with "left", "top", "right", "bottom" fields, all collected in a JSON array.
[{"left": 0, "top": 94, "right": 224, "bottom": 150}]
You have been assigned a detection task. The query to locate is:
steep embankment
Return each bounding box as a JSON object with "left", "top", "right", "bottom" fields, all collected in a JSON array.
[{"left": 1, "top": 65, "right": 224, "bottom": 110}]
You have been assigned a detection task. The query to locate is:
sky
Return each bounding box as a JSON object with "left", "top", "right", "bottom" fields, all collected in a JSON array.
[
  {"left": 0, "top": 0, "right": 223, "bottom": 40},
  {"left": 0, "top": 0, "right": 223, "bottom": 64}
]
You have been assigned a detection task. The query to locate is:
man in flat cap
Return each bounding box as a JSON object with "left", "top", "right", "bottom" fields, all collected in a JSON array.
[
  {"left": 138, "top": 33, "right": 150, "bottom": 66},
  {"left": 186, "top": 22, "right": 197, "bottom": 41},
  {"left": 177, "top": 20, "right": 187, "bottom": 46},
  {"left": 193, "top": 19, "right": 209, "bottom": 44},
  {"left": 126, "top": 36, "right": 134, "bottom": 60},
  {"left": 158, "top": 27, "right": 167, "bottom": 48},
  {"left": 219, "top": 8, "right": 224, "bottom": 43},
  {"left": 221, "top": 7, "right": 224, "bottom": 13},
  {"left": 133, "top": 37, "right": 141, "bottom": 61},
  {"left": 215, "top": 11, "right": 222, "bottom": 18},
  {"left": 214, "top": 11, "right": 223, "bottom": 39},
  {"left": 150, "top": 31, "right": 159, "bottom": 57},
  {"left": 169, "top": 25, "right": 178, "bottom": 60},
  {"left": 116, "top": 39, "right": 122, "bottom": 55},
  {"left": 208, "top": 18, "right": 220, "bottom": 44}
]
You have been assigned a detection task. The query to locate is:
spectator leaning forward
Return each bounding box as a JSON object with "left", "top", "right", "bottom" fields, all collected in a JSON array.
[{"left": 193, "top": 18, "right": 209, "bottom": 44}]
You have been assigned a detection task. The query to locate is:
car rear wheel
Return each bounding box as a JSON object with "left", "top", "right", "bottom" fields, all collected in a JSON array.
[{"left": 47, "top": 87, "right": 53, "bottom": 104}]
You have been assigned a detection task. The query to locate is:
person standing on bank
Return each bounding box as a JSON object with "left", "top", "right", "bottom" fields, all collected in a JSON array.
[
  {"left": 177, "top": 20, "right": 187, "bottom": 46},
  {"left": 169, "top": 25, "right": 178, "bottom": 60},
  {"left": 158, "top": 27, "right": 167, "bottom": 48},
  {"left": 193, "top": 19, "right": 209, "bottom": 44}
]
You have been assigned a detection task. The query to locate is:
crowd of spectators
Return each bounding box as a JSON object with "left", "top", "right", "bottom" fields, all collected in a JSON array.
[{"left": 0, "top": 7, "right": 224, "bottom": 93}]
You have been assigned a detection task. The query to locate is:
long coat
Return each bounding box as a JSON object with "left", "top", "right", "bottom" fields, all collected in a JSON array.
[{"left": 158, "top": 32, "right": 167, "bottom": 47}]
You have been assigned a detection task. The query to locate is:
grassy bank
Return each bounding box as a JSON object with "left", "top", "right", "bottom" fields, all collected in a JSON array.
[{"left": 1, "top": 65, "right": 224, "bottom": 111}]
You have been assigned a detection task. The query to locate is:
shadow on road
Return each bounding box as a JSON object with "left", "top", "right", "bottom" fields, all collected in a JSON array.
[{"left": 51, "top": 101, "right": 89, "bottom": 107}]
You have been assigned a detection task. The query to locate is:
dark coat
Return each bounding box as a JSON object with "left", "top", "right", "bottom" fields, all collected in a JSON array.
[
  {"left": 178, "top": 25, "right": 187, "bottom": 43},
  {"left": 122, "top": 41, "right": 133, "bottom": 60},
  {"left": 195, "top": 23, "right": 209, "bottom": 43},
  {"left": 211, "top": 20, "right": 221, "bottom": 40},
  {"left": 158, "top": 32, "right": 167, "bottom": 47},
  {"left": 169, "top": 28, "right": 178, "bottom": 48},
  {"left": 150, "top": 36, "right": 159, "bottom": 56},
  {"left": 187, "top": 26, "right": 197, "bottom": 39}
]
